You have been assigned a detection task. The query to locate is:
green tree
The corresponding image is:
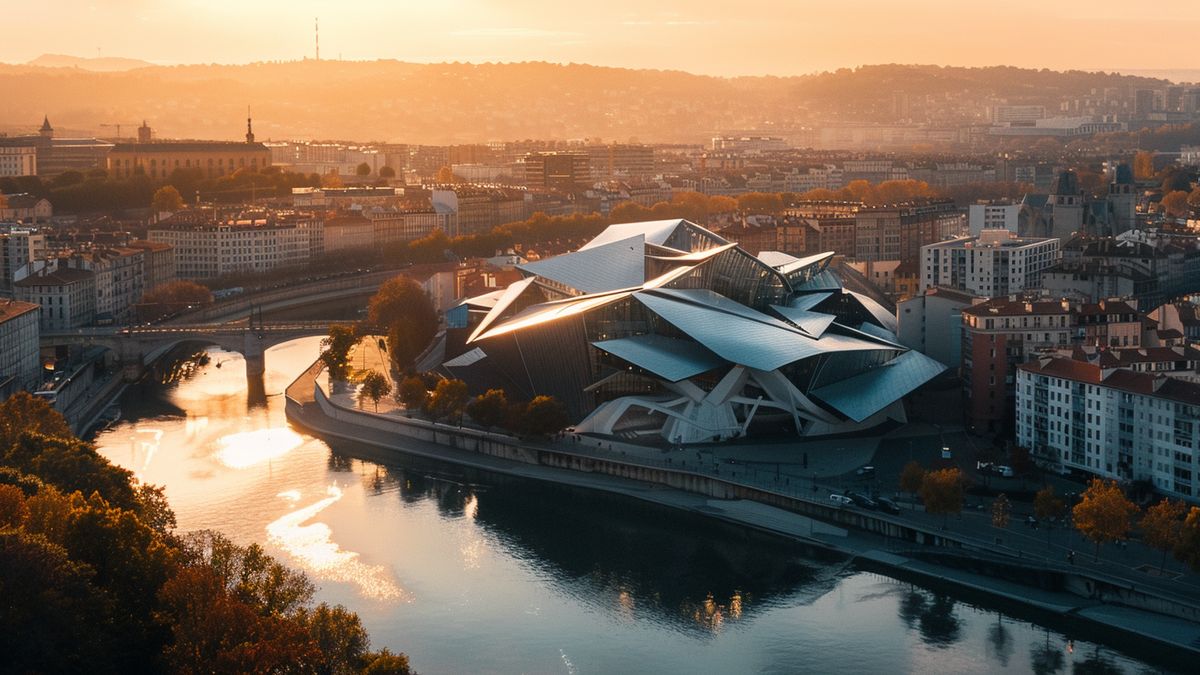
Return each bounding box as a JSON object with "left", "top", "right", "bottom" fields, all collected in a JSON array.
[
  {"left": 152, "top": 184, "right": 184, "bottom": 212},
  {"left": 518, "top": 395, "right": 570, "bottom": 437},
  {"left": 320, "top": 323, "right": 360, "bottom": 382},
  {"left": 1142, "top": 498, "right": 1187, "bottom": 573},
  {"left": 358, "top": 371, "right": 392, "bottom": 412},
  {"left": 425, "top": 379, "right": 469, "bottom": 423},
  {"left": 361, "top": 648, "right": 413, "bottom": 674},
  {"left": 466, "top": 389, "right": 509, "bottom": 430},
  {"left": 368, "top": 276, "right": 437, "bottom": 371},
  {"left": 1073, "top": 478, "right": 1138, "bottom": 561},
  {"left": 397, "top": 376, "right": 428, "bottom": 416},
  {"left": 356, "top": 162, "right": 372, "bottom": 177},
  {"left": 919, "top": 468, "right": 964, "bottom": 528}
]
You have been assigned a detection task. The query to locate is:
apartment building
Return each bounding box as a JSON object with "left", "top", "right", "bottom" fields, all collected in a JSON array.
[
  {"left": 14, "top": 268, "right": 97, "bottom": 330},
  {"left": 920, "top": 230, "right": 1059, "bottom": 296},
  {"left": 1017, "top": 355, "right": 1200, "bottom": 501},
  {"left": 0, "top": 299, "right": 40, "bottom": 394},
  {"left": 148, "top": 210, "right": 318, "bottom": 280},
  {"left": 854, "top": 199, "right": 963, "bottom": 264}
]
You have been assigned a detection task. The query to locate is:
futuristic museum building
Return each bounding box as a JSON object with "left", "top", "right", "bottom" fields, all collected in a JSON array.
[{"left": 442, "top": 219, "right": 945, "bottom": 443}]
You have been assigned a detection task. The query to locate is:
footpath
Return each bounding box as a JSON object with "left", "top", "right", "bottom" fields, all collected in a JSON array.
[{"left": 286, "top": 357, "right": 1200, "bottom": 660}]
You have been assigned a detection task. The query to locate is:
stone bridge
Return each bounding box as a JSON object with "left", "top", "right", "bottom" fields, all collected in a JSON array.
[{"left": 41, "top": 321, "right": 333, "bottom": 383}]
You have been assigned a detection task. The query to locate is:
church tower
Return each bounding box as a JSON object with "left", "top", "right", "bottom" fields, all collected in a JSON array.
[
  {"left": 39, "top": 115, "right": 53, "bottom": 139},
  {"left": 1047, "top": 170, "right": 1083, "bottom": 241},
  {"left": 1107, "top": 163, "right": 1137, "bottom": 235},
  {"left": 245, "top": 110, "right": 255, "bottom": 144}
]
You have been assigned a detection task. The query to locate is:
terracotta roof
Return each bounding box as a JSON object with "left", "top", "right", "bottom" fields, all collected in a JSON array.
[
  {"left": 962, "top": 298, "right": 1069, "bottom": 317},
  {"left": 0, "top": 299, "right": 39, "bottom": 322},
  {"left": 1019, "top": 356, "right": 1200, "bottom": 406},
  {"left": 127, "top": 240, "right": 173, "bottom": 252},
  {"left": 14, "top": 268, "right": 94, "bottom": 287}
]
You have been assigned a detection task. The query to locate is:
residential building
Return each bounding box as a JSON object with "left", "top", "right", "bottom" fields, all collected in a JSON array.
[
  {"left": 960, "top": 297, "right": 1147, "bottom": 434},
  {"left": 523, "top": 151, "right": 590, "bottom": 189},
  {"left": 364, "top": 206, "right": 442, "bottom": 246},
  {"left": 0, "top": 229, "right": 48, "bottom": 292},
  {"left": 854, "top": 199, "right": 963, "bottom": 264},
  {"left": 897, "top": 287, "right": 982, "bottom": 368},
  {"left": 62, "top": 248, "right": 145, "bottom": 323},
  {"left": 1016, "top": 354, "right": 1200, "bottom": 501},
  {"left": 323, "top": 216, "right": 375, "bottom": 253},
  {"left": 920, "top": 230, "right": 1060, "bottom": 296},
  {"left": 148, "top": 209, "right": 317, "bottom": 279},
  {"left": 968, "top": 201, "right": 1020, "bottom": 235},
  {"left": 0, "top": 145, "right": 37, "bottom": 177},
  {"left": 0, "top": 194, "right": 53, "bottom": 223},
  {"left": 431, "top": 187, "right": 524, "bottom": 236},
  {"left": 0, "top": 299, "right": 40, "bottom": 394},
  {"left": 1151, "top": 301, "right": 1200, "bottom": 342},
  {"left": 126, "top": 240, "right": 176, "bottom": 292},
  {"left": 14, "top": 267, "right": 97, "bottom": 330}
]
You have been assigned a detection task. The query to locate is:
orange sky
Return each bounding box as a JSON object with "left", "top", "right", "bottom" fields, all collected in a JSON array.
[{"left": 4, "top": 0, "right": 1199, "bottom": 76}]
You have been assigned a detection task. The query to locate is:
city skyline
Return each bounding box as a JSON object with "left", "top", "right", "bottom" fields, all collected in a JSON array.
[{"left": 3, "top": 0, "right": 1199, "bottom": 78}]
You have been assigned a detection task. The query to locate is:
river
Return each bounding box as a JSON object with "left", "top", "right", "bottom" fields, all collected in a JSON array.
[{"left": 94, "top": 340, "right": 1173, "bottom": 674}]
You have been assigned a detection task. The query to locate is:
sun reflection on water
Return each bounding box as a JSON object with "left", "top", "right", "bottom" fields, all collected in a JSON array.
[
  {"left": 266, "top": 485, "right": 407, "bottom": 602},
  {"left": 214, "top": 427, "right": 303, "bottom": 469}
]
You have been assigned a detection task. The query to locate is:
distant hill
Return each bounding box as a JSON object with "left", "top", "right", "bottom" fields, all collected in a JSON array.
[
  {"left": 26, "top": 53, "right": 157, "bottom": 72},
  {"left": 0, "top": 61, "right": 1179, "bottom": 144}
]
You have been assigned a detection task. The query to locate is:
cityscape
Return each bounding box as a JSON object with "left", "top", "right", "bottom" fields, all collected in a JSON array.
[{"left": 3, "top": 2, "right": 1200, "bottom": 673}]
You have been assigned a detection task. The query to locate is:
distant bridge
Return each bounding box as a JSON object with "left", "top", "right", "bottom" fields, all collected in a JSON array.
[
  {"left": 42, "top": 321, "right": 334, "bottom": 382},
  {"left": 166, "top": 269, "right": 399, "bottom": 324}
]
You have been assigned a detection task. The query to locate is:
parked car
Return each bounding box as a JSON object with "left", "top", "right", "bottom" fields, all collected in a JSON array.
[
  {"left": 829, "top": 494, "right": 853, "bottom": 506},
  {"left": 995, "top": 465, "right": 1015, "bottom": 478},
  {"left": 855, "top": 465, "right": 876, "bottom": 477},
  {"left": 876, "top": 497, "right": 901, "bottom": 515},
  {"left": 846, "top": 492, "right": 877, "bottom": 509}
]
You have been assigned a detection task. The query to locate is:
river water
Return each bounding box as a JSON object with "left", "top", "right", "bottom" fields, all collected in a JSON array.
[{"left": 94, "top": 340, "right": 1171, "bottom": 674}]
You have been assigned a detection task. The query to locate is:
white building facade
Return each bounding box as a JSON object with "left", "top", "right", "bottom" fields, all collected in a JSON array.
[
  {"left": 921, "top": 230, "right": 1059, "bottom": 297},
  {"left": 1017, "top": 357, "right": 1200, "bottom": 502}
]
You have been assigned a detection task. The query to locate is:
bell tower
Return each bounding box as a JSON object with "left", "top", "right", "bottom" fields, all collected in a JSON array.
[{"left": 245, "top": 108, "right": 255, "bottom": 144}]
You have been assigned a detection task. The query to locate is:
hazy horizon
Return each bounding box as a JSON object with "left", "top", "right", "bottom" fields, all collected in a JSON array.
[{"left": 4, "top": 0, "right": 1199, "bottom": 78}]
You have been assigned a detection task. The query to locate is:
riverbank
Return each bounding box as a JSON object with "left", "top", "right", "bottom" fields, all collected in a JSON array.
[{"left": 285, "top": 359, "right": 1200, "bottom": 661}]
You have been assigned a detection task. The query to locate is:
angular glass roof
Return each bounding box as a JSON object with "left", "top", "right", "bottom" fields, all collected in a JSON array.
[
  {"left": 846, "top": 290, "right": 899, "bottom": 332},
  {"left": 593, "top": 334, "right": 725, "bottom": 382},
  {"left": 634, "top": 291, "right": 893, "bottom": 371},
  {"left": 579, "top": 220, "right": 686, "bottom": 250},
  {"left": 856, "top": 321, "right": 900, "bottom": 344},
  {"left": 467, "top": 276, "right": 537, "bottom": 343},
  {"left": 787, "top": 291, "right": 834, "bottom": 312},
  {"left": 812, "top": 350, "right": 946, "bottom": 422},
  {"left": 472, "top": 288, "right": 634, "bottom": 341},
  {"left": 792, "top": 268, "right": 843, "bottom": 292},
  {"left": 770, "top": 305, "right": 836, "bottom": 338},
  {"left": 518, "top": 235, "right": 645, "bottom": 293}
]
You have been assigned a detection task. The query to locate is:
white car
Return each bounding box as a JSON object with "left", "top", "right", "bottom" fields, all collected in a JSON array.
[{"left": 829, "top": 494, "right": 853, "bottom": 506}]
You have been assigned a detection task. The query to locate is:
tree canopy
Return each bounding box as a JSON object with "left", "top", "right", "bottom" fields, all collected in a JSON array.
[
  {"left": 368, "top": 276, "right": 438, "bottom": 372},
  {"left": 1073, "top": 478, "right": 1138, "bottom": 561}
]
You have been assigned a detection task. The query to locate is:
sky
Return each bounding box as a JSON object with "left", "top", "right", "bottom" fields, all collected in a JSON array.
[{"left": 3, "top": 0, "right": 1199, "bottom": 77}]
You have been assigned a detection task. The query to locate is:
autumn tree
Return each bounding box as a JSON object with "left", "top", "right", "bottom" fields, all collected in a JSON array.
[
  {"left": 358, "top": 371, "right": 392, "bottom": 412},
  {"left": 992, "top": 493, "right": 1011, "bottom": 530},
  {"left": 1133, "top": 151, "right": 1155, "bottom": 180},
  {"left": 435, "top": 165, "right": 455, "bottom": 183},
  {"left": 379, "top": 165, "right": 396, "bottom": 179},
  {"left": 736, "top": 192, "right": 784, "bottom": 215},
  {"left": 1161, "top": 190, "right": 1191, "bottom": 217},
  {"left": 466, "top": 389, "right": 509, "bottom": 430},
  {"left": 397, "top": 376, "right": 428, "bottom": 416},
  {"left": 1033, "top": 485, "right": 1066, "bottom": 545},
  {"left": 518, "top": 395, "right": 571, "bottom": 437},
  {"left": 425, "top": 378, "right": 469, "bottom": 423},
  {"left": 138, "top": 280, "right": 213, "bottom": 320},
  {"left": 919, "top": 468, "right": 964, "bottom": 528},
  {"left": 368, "top": 276, "right": 438, "bottom": 371},
  {"left": 1073, "top": 478, "right": 1139, "bottom": 561},
  {"left": 356, "top": 162, "right": 372, "bottom": 176},
  {"left": 320, "top": 323, "right": 360, "bottom": 382},
  {"left": 900, "top": 460, "right": 926, "bottom": 506},
  {"left": 1176, "top": 507, "right": 1200, "bottom": 573},
  {"left": 1141, "top": 498, "right": 1187, "bottom": 573},
  {"left": 152, "top": 184, "right": 184, "bottom": 212}
]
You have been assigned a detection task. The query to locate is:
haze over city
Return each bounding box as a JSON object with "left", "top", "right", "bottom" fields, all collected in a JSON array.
[
  {"left": 4, "top": 2, "right": 1200, "bottom": 674},
  {"left": 3, "top": 0, "right": 1199, "bottom": 76}
]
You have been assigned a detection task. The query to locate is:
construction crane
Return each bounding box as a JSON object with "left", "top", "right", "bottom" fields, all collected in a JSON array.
[{"left": 99, "top": 123, "right": 140, "bottom": 140}]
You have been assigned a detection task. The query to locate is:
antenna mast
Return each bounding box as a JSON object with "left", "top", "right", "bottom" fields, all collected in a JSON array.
[{"left": 315, "top": 18, "right": 320, "bottom": 61}]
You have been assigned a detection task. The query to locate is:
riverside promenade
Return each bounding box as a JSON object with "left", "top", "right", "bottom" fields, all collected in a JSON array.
[{"left": 285, "top": 355, "right": 1200, "bottom": 660}]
